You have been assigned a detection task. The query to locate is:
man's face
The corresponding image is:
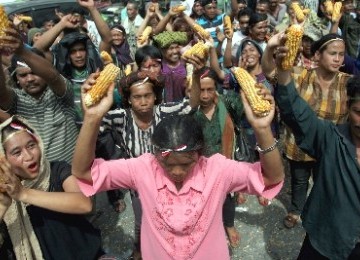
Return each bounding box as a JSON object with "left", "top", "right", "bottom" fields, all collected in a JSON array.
[
  {"left": 203, "top": 3, "right": 217, "bottom": 20},
  {"left": 256, "top": 3, "right": 269, "bottom": 14},
  {"left": 238, "top": 15, "right": 250, "bottom": 33},
  {"left": 69, "top": 42, "right": 87, "bottom": 68},
  {"left": 127, "top": 4, "right": 138, "bottom": 20},
  {"left": 199, "top": 77, "right": 216, "bottom": 108},
  {"left": 16, "top": 67, "right": 47, "bottom": 99}
]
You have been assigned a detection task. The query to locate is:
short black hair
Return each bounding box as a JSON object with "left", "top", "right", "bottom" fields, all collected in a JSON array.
[
  {"left": 346, "top": 76, "right": 360, "bottom": 107},
  {"left": 310, "top": 33, "right": 344, "bottom": 56},
  {"left": 152, "top": 114, "right": 204, "bottom": 154},
  {"left": 135, "top": 45, "right": 162, "bottom": 68},
  {"left": 238, "top": 7, "right": 253, "bottom": 21}
]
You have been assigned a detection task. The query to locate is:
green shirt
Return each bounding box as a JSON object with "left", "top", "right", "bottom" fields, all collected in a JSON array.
[{"left": 276, "top": 80, "right": 360, "bottom": 259}]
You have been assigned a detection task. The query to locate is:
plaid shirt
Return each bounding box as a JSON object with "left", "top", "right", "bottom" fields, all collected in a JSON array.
[{"left": 284, "top": 68, "right": 351, "bottom": 161}]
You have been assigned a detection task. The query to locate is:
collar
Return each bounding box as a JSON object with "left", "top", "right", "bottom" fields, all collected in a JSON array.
[{"left": 155, "top": 156, "right": 206, "bottom": 194}]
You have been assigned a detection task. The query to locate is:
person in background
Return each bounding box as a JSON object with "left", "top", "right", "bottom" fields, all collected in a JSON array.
[
  {"left": 267, "top": 0, "right": 286, "bottom": 29},
  {"left": 190, "top": 0, "right": 204, "bottom": 19},
  {"left": 245, "top": 12, "right": 269, "bottom": 51},
  {"left": 121, "top": 1, "right": 144, "bottom": 59},
  {"left": 27, "top": 28, "right": 45, "bottom": 46}
]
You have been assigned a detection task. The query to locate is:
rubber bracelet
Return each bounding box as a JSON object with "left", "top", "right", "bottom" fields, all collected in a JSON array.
[{"left": 255, "top": 139, "right": 279, "bottom": 154}]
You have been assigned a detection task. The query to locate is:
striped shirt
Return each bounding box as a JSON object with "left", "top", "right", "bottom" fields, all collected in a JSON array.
[
  {"left": 5, "top": 78, "right": 78, "bottom": 163},
  {"left": 284, "top": 68, "right": 351, "bottom": 162},
  {"left": 100, "top": 100, "right": 193, "bottom": 157}
]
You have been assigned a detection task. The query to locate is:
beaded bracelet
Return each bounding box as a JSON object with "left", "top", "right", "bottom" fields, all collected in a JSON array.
[{"left": 255, "top": 139, "right": 279, "bottom": 154}]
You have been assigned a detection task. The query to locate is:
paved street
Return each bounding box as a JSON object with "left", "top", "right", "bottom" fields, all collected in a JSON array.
[{"left": 93, "top": 160, "right": 306, "bottom": 260}]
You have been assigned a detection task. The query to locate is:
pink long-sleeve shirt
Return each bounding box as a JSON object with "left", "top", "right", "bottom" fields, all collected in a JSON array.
[{"left": 77, "top": 153, "right": 283, "bottom": 260}]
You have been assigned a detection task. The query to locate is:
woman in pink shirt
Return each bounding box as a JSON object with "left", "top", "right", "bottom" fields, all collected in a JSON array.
[{"left": 72, "top": 72, "right": 284, "bottom": 260}]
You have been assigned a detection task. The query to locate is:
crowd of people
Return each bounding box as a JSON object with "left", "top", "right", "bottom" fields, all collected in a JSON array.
[{"left": 0, "top": 0, "right": 359, "bottom": 259}]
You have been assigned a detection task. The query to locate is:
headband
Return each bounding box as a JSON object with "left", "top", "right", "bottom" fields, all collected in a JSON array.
[
  {"left": 318, "top": 38, "right": 344, "bottom": 52},
  {"left": 2, "top": 122, "right": 36, "bottom": 145}
]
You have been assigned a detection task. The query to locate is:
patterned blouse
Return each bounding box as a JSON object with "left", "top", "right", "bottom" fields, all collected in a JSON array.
[{"left": 284, "top": 68, "right": 351, "bottom": 161}]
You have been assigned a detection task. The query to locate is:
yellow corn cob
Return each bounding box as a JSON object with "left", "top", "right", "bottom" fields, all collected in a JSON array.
[
  {"left": 138, "top": 26, "right": 152, "bottom": 44},
  {"left": 100, "top": 51, "right": 113, "bottom": 64},
  {"left": 84, "top": 63, "right": 120, "bottom": 107},
  {"left": 233, "top": 67, "right": 271, "bottom": 117},
  {"left": 182, "top": 41, "right": 210, "bottom": 59},
  {"left": 324, "top": 0, "right": 334, "bottom": 15},
  {"left": 302, "top": 8, "right": 310, "bottom": 15},
  {"left": 0, "top": 6, "right": 10, "bottom": 39},
  {"left": 282, "top": 24, "right": 304, "bottom": 70},
  {"left": 18, "top": 15, "right": 32, "bottom": 23},
  {"left": 192, "top": 22, "right": 211, "bottom": 40},
  {"left": 331, "top": 1, "right": 342, "bottom": 22},
  {"left": 124, "top": 64, "right": 132, "bottom": 76},
  {"left": 223, "top": 15, "right": 233, "bottom": 38},
  {"left": 291, "top": 2, "right": 305, "bottom": 23},
  {"left": 171, "top": 5, "right": 186, "bottom": 13},
  {"left": 149, "top": 4, "right": 155, "bottom": 12}
]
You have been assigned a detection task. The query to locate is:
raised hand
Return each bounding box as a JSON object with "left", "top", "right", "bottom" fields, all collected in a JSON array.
[
  {"left": 77, "top": 0, "right": 95, "bottom": 9},
  {"left": 0, "top": 26, "right": 23, "bottom": 54},
  {"left": 0, "top": 157, "right": 24, "bottom": 202},
  {"left": 81, "top": 72, "right": 115, "bottom": 120}
]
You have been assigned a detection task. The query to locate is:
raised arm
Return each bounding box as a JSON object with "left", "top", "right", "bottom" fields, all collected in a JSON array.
[
  {"left": 0, "top": 59, "right": 14, "bottom": 110},
  {"left": 33, "top": 14, "right": 80, "bottom": 61},
  {"left": 78, "top": 0, "right": 112, "bottom": 53},
  {"left": 152, "top": 8, "right": 177, "bottom": 35},
  {"left": 261, "top": 31, "right": 284, "bottom": 80},
  {"left": 3, "top": 28, "right": 67, "bottom": 97},
  {"left": 72, "top": 73, "right": 115, "bottom": 182},
  {"left": 0, "top": 159, "right": 92, "bottom": 214},
  {"left": 240, "top": 89, "right": 284, "bottom": 186}
]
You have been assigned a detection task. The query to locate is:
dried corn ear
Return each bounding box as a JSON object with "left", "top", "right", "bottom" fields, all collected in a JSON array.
[
  {"left": 18, "top": 15, "right": 32, "bottom": 23},
  {"left": 0, "top": 6, "right": 10, "bottom": 39},
  {"left": 100, "top": 51, "right": 113, "bottom": 64},
  {"left": 302, "top": 8, "right": 310, "bottom": 15},
  {"left": 138, "top": 26, "right": 152, "bottom": 44},
  {"left": 192, "top": 22, "right": 211, "bottom": 40},
  {"left": 324, "top": 0, "right": 334, "bottom": 15},
  {"left": 171, "top": 5, "right": 186, "bottom": 13},
  {"left": 233, "top": 67, "right": 271, "bottom": 117},
  {"left": 223, "top": 15, "right": 233, "bottom": 37},
  {"left": 0, "top": 172, "right": 8, "bottom": 192},
  {"left": 332, "top": 1, "right": 342, "bottom": 22},
  {"left": 291, "top": 2, "right": 305, "bottom": 23},
  {"left": 124, "top": 64, "right": 132, "bottom": 76},
  {"left": 84, "top": 63, "right": 120, "bottom": 107},
  {"left": 282, "top": 24, "right": 303, "bottom": 70},
  {"left": 182, "top": 41, "right": 210, "bottom": 59}
]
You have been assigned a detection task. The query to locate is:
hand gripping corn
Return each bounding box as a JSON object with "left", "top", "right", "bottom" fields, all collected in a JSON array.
[
  {"left": 192, "top": 22, "right": 211, "bottom": 40},
  {"left": 18, "top": 15, "right": 33, "bottom": 23},
  {"left": 84, "top": 63, "right": 120, "bottom": 107},
  {"left": 100, "top": 51, "right": 113, "bottom": 64},
  {"left": 223, "top": 15, "right": 233, "bottom": 38},
  {"left": 138, "top": 26, "right": 152, "bottom": 44},
  {"left": 182, "top": 41, "right": 210, "bottom": 59},
  {"left": 324, "top": 0, "right": 334, "bottom": 15},
  {"left": 233, "top": 67, "right": 271, "bottom": 117},
  {"left": 171, "top": 5, "right": 186, "bottom": 13},
  {"left": 149, "top": 4, "right": 155, "bottom": 12},
  {"left": 282, "top": 24, "right": 304, "bottom": 70},
  {"left": 332, "top": 1, "right": 342, "bottom": 22},
  {"left": 291, "top": 2, "right": 305, "bottom": 23},
  {"left": 0, "top": 6, "right": 10, "bottom": 38}
]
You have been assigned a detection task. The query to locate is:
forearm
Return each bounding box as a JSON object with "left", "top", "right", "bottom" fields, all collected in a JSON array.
[
  {"left": 72, "top": 115, "right": 102, "bottom": 182},
  {"left": 88, "top": 7, "right": 112, "bottom": 50},
  {"left": 209, "top": 47, "right": 225, "bottom": 80},
  {"left": 223, "top": 38, "right": 232, "bottom": 68},
  {"left": 261, "top": 45, "right": 277, "bottom": 78},
  {"left": 254, "top": 127, "right": 284, "bottom": 186},
  {"left": 189, "top": 71, "right": 201, "bottom": 108},
  {"left": 329, "top": 21, "right": 339, "bottom": 34},
  {"left": 153, "top": 13, "right": 172, "bottom": 34},
  {"left": 33, "top": 21, "right": 65, "bottom": 52},
  {"left": 19, "top": 189, "right": 92, "bottom": 214}
]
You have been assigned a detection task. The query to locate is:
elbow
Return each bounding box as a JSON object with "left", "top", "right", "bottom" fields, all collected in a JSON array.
[{"left": 78, "top": 197, "right": 93, "bottom": 214}]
